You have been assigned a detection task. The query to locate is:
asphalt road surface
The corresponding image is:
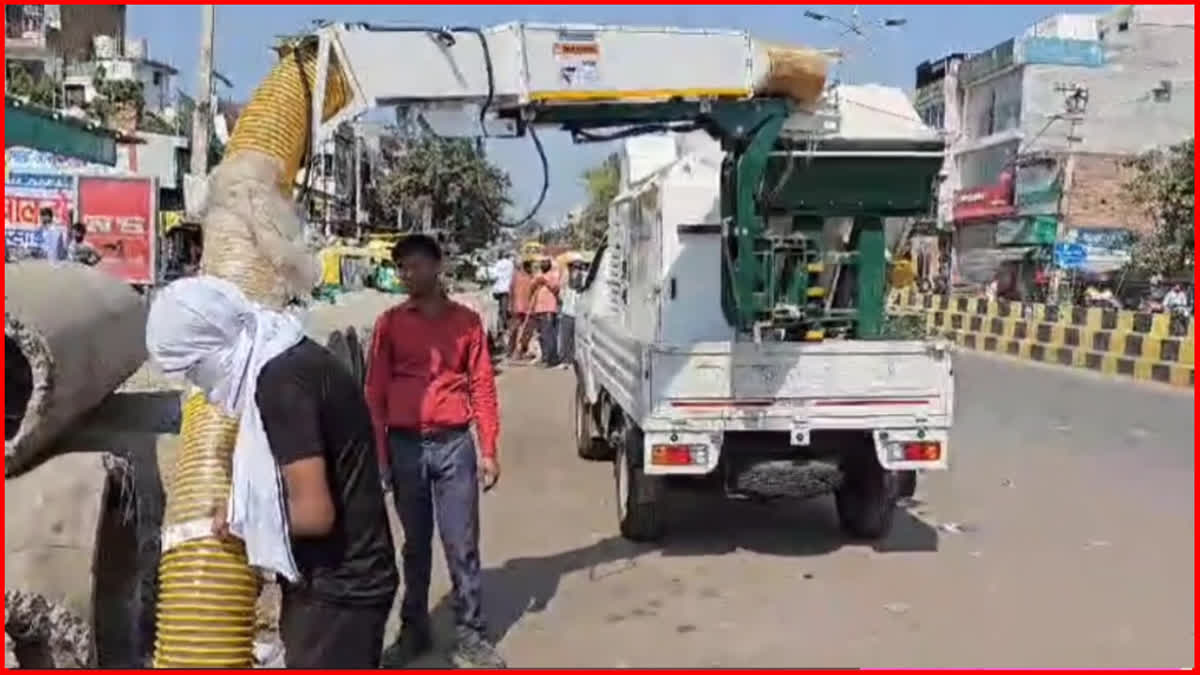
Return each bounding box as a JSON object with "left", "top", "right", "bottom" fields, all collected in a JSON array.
[{"left": 392, "top": 352, "right": 1194, "bottom": 668}]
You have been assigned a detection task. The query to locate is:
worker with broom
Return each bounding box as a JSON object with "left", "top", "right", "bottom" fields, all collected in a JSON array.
[{"left": 528, "top": 253, "right": 562, "bottom": 367}]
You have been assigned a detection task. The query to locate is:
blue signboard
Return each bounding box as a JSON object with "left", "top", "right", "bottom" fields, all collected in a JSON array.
[
  {"left": 1054, "top": 243, "right": 1088, "bottom": 269},
  {"left": 1018, "top": 38, "right": 1104, "bottom": 68}
]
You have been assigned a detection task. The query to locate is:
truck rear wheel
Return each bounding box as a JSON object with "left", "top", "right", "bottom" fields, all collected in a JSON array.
[
  {"left": 614, "top": 421, "right": 664, "bottom": 542},
  {"left": 834, "top": 439, "right": 898, "bottom": 540},
  {"left": 573, "top": 379, "right": 610, "bottom": 460}
]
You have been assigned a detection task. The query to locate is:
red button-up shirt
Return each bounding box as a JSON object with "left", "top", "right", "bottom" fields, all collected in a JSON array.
[{"left": 364, "top": 298, "right": 500, "bottom": 462}]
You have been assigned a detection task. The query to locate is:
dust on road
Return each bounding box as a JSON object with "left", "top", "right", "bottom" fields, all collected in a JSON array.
[{"left": 401, "top": 354, "right": 1193, "bottom": 669}]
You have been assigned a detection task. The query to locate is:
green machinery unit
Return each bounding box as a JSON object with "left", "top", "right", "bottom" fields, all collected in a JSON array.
[{"left": 524, "top": 95, "right": 945, "bottom": 341}]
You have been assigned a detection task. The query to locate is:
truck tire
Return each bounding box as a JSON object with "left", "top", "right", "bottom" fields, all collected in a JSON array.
[
  {"left": 614, "top": 420, "right": 665, "bottom": 542},
  {"left": 573, "top": 379, "right": 611, "bottom": 461},
  {"left": 344, "top": 326, "right": 366, "bottom": 389},
  {"left": 834, "top": 438, "right": 899, "bottom": 540},
  {"left": 327, "top": 329, "right": 353, "bottom": 376},
  {"left": 898, "top": 470, "right": 917, "bottom": 499}
]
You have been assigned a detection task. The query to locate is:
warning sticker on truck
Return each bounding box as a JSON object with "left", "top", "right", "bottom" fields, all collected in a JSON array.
[{"left": 553, "top": 40, "right": 601, "bottom": 88}]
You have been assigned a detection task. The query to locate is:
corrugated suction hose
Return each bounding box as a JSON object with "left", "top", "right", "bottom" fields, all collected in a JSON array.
[
  {"left": 225, "top": 42, "right": 351, "bottom": 193},
  {"left": 152, "top": 41, "right": 350, "bottom": 668},
  {"left": 153, "top": 394, "right": 255, "bottom": 668}
]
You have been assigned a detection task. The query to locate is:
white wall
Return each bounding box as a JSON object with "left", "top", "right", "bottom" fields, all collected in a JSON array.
[{"left": 1020, "top": 16, "right": 1194, "bottom": 156}]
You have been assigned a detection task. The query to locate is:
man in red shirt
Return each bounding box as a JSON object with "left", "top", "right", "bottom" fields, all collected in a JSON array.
[{"left": 365, "top": 234, "right": 505, "bottom": 668}]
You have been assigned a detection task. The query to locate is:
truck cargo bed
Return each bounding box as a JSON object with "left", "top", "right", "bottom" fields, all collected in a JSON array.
[{"left": 645, "top": 339, "right": 953, "bottom": 431}]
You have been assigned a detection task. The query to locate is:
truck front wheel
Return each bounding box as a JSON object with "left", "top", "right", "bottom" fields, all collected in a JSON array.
[
  {"left": 614, "top": 421, "right": 665, "bottom": 542},
  {"left": 834, "top": 439, "right": 899, "bottom": 540}
]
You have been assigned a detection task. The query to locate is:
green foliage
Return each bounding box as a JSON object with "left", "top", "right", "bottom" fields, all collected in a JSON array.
[
  {"left": 139, "top": 111, "right": 176, "bottom": 135},
  {"left": 571, "top": 152, "right": 621, "bottom": 249},
  {"left": 376, "top": 136, "right": 512, "bottom": 253},
  {"left": 879, "top": 312, "right": 928, "bottom": 340},
  {"left": 85, "top": 69, "right": 145, "bottom": 129},
  {"left": 1124, "top": 138, "right": 1194, "bottom": 277},
  {"left": 6, "top": 63, "right": 59, "bottom": 108}
]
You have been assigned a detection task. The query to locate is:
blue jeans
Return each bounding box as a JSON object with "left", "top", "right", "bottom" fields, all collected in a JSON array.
[{"left": 387, "top": 428, "right": 485, "bottom": 638}]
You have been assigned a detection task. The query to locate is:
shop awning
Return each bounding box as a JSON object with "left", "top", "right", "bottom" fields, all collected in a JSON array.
[{"left": 4, "top": 97, "right": 122, "bottom": 166}]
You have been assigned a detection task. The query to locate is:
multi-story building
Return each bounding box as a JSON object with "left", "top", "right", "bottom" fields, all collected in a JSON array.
[
  {"left": 5, "top": 5, "right": 125, "bottom": 81},
  {"left": 62, "top": 37, "right": 179, "bottom": 117},
  {"left": 912, "top": 53, "right": 968, "bottom": 230},
  {"left": 922, "top": 5, "right": 1195, "bottom": 287}
]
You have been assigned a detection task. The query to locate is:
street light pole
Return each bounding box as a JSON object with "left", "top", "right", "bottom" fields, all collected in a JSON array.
[{"left": 190, "top": 5, "right": 215, "bottom": 178}]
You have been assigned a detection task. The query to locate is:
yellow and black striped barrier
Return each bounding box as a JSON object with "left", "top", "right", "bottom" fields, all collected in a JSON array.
[{"left": 889, "top": 290, "right": 1194, "bottom": 389}]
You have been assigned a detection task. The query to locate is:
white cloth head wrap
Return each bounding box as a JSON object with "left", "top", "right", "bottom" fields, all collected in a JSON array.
[{"left": 146, "top": 276, "right": 304, "bottom": 581}]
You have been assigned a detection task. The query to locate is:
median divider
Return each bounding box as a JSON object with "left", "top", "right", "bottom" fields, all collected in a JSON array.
[{"left": 888, "top": 290, "right": 1194, "bottom": 389}]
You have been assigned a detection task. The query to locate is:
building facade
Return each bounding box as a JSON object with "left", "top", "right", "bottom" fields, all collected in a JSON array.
[
  {"left": 5, "top": 5, "right": 125, "bottom": 81},
  {"left": 922, "top": 5, "right": 1195, "bottom": 288},
  {"left": 913, "top": 53, "right": 967, "bottom": 230}
]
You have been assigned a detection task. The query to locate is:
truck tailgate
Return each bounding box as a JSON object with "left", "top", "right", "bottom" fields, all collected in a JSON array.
[{"left": 648, "top": 340, "right": 953, "bottom": 423}]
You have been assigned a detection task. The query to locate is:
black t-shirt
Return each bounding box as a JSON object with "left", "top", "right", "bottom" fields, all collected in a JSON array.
[{"left": 256, "top": 338, "right": 398, "bottom": 607}]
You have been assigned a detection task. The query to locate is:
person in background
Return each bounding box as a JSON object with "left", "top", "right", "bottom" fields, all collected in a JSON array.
[
  {"left": 558, "top": 256, "right": 587, "bottom": 368},
  {"left": 1163, "top": 284, "right": 1190, "bottom": 316},
  {"left": 530, "top": 255, "right": 561, "bottom": 367},
  {"left": 145, "top": 276, "right": 398, "bottom": 669},
  {"left": 366, "top": 235, "right": 506, "bottom": 669},
  {"left": 67, "top": 222, "right": 102, "bottom": 266},
  {"left": 489, "top": 253, "right": 515, "bottom": 353},
  {"left": 35, "top": 207, "right": 68, "bottom": 262},
  {"left": 507, "top": 258, "right": 535, "bottom": 360}
]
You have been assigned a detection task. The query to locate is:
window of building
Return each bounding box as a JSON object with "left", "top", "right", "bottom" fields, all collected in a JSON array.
[
  {"left": 1117, "top": 20, "right": 1129, "bottom": 32},
  {"left": 152, "top": 71, "right": 162, "bottom": 86},
  {"left": 321, "top": 153, "right": 334, "bottom": 178},
  {"left": 5, "top": 6, "right": 24, "bottom": 38},
  {"left": 64, "top": 84, "right": 85, "bottom": 108}
]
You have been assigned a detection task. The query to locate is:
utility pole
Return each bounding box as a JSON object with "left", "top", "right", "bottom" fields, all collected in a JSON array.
[
  {"left": 1048, "top": 82, "right": 1088, "bottom": 303},
  {"left": 190, "top": 5, "right": 215, "bottom": 178}
]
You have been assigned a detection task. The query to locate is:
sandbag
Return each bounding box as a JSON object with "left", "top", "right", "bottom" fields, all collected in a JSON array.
[{"left": 753, "top": 43, "right": 830, "bottom": 105}]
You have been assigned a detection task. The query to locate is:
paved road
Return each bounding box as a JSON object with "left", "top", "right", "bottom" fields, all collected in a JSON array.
[{"left": 393, "top": 352, "right": 1194, "bottom": 668}]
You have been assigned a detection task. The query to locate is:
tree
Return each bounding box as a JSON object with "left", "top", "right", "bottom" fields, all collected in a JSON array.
[
  {"left": 86, "top": 68, "right": 145, "bottom": 133},
  {"left": 6, "top": 63, "right": 59, "bottom": 108},
  {"left": 571, "top": 152, "right": 621, "bottom": 249},
  {"left": 376, "top": 136, "right": 512, "bottom": 253},
  {"left": 1124, "top": 138, "right": 1194, "bottom": 278}
]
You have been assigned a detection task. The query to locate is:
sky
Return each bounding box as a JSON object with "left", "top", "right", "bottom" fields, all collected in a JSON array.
[{"left": 129, "top": 4, "right": 1112, "bottom": 227}]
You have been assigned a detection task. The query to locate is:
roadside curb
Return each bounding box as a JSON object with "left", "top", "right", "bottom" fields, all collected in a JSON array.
[{"left": 888, "top": 290, "right": 1195, "bottom": 389}]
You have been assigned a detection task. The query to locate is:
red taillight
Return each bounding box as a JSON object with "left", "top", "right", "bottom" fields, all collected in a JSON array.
[
  {"left": 651, "top": 444, "right": 697, "bottom": 466},
  {"left": 901, "top": 441, "right": 941, "bottom": 461}
]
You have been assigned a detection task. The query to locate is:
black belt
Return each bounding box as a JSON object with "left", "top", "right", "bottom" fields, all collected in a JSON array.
[{"left": 389, "top": 425, "right": 470, "bottom": 443}]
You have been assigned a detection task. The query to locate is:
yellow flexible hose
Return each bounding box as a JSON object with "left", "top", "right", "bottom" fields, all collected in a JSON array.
[
  {"left": 225, "top": 42, "right": 351, "bottom": 193},
  {"left": 152, "top": 41, "right": 350, "bottom": 668}
]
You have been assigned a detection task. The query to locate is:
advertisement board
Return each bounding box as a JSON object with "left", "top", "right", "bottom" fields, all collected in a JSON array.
[
  {"left": 76, "top": 176, "right": 158, "bottom": 285},
  {"left": 1061, "top": 227, "right": 1134, "bottom": 274},
  {"left": 1014, "top": 158, "right": 1062, "bottom": 217},
  {"left": 996, "top": 216, "right": 1058, "bottom": 246},
  {"left": 4, "top": 172, "right": 76, "bottom": 252},
  {"left": 953, "top": 172, "right": 1015, "bottom": 222}
]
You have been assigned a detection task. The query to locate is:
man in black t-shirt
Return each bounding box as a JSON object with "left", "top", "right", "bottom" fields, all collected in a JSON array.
[
  {"left": 145, "top": 276, "right": 398, "bottom": 669},
  {"left": 253, "top": 337, "right": 400, "bottom": 668}
]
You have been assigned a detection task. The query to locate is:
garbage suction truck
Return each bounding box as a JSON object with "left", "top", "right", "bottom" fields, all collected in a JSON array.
[
  {"left": 0, "top": 21, "right": 950, "bottom": 666},
  {"left": 571, "top": 87, "right": 954, "bottom": 542}
]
